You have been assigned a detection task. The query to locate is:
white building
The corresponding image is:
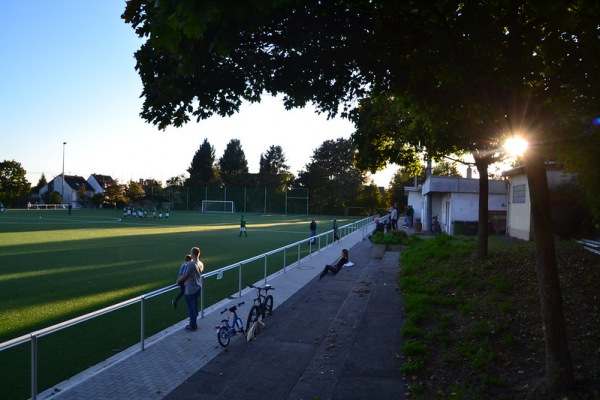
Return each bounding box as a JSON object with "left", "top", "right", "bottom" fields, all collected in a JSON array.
[
  {"left": 39, "top": 175, "right": 94, "bottom": 208},
  {"left": 87, "top": 174, "right": 115, "bottom": 194},
  {"left": 503, "top": 163, "right": 577, "bottom": 240},
  {"left": 405, "top": 175, "right": 508, "bottom": 235}
]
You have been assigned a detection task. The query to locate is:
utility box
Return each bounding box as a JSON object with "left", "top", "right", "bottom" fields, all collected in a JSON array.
[
  {"left": 453, "top": 221, "right": 465, "bottom": 235},
  {"left": 414, "top": 218, "right": 422, "bottom": 232},
  {"left": 465, "top": 221, "right": 478, "bottom": 236}
]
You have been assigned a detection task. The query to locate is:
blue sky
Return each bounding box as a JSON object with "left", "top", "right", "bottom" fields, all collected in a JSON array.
[{"left": 0, "top": 1, "right": 397, "bottom": 188}]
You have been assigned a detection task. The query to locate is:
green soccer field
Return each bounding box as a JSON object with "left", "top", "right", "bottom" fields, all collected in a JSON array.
[
  {"left": 0, "top": 209, "right": 355, "bottom": 340},
  {"left": 0, "top": 209, "right": 355, "bottom": 399}
]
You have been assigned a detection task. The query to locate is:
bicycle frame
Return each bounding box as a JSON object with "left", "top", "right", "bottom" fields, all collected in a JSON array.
[
  {"left": 216, "top": 302, "right": 245, "bottom": 347},
  {"left": 249, "top": 284, "right": 274, "bottom": 313},
  {"left": 246, "top": 284, "right": 275, "bottom": 331}
]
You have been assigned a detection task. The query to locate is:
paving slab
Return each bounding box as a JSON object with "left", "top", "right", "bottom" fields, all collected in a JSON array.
[{"left": 165, "top": 240, "right": 405, "bottom": 400}]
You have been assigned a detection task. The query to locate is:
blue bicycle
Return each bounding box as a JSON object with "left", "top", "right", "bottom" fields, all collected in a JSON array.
[{"left": 215, "top": 302, "right": 245, "bottom": 347}]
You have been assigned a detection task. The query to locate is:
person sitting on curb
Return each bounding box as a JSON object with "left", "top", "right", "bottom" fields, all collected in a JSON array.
[
  {"left": 368, "top": 218, "right": 385, "bottom": 243},
  {"left": 319, "top": 248, "right": 350, "bottom": 279}
]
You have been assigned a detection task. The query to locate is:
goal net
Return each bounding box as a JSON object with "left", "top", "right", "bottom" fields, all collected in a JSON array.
[
  {"left": 285, "top": 188, "right": 309, "bottom": 215},
  {"left": 201, "top": 200, "right": 236, "bottom": 213}
]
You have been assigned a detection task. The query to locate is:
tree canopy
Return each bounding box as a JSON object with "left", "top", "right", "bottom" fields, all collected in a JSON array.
[
  {"left": 34, "top": 173, "right": 47, "bottom": 192},
  {"left": 122, "top": 0, "right": 598, "bottom": 177},
  {"left": 296, "top": 138, "right": 365, "bottom": 214},
  {"left": 124, "top": 180, "right": 145, "bottom": 204},
  {"left": 219, "top": 139, "right": 248, "bottom": 186},
  {"left": 187, "top": 138, "right": 217, "bottom": 186},
  {"left": 258, "top": 145, "right": 291, "bottom": 189},
  {"left": 104, "top": 180, "right": 126, "bottom": 207},
  {"left": 0, "top": 160, "right": 31, "bottom": 207},
  {"left": 259, "top": 145, "right": 289, "bottom": 176},
  {"left": 122, "top": 0, "right": 374, "bottom": 129}
]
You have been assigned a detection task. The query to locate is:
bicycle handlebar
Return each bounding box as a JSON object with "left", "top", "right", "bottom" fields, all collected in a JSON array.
[
  {"left": 247, "top": 283, "right": 275, "bottom": 292},
  {"left": 220, "top": 302, "right": 245, "bottom": 314}
]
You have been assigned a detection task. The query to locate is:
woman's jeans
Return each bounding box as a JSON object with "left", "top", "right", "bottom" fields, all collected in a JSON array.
[
  {"left": 184, "top": 288, "right": 201, "bottom": 328},
  {"left": 319, "top": 264, "right": 341, "bottom": 279}
]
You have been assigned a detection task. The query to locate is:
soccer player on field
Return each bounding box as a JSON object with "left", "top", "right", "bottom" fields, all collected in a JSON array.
[{"left": 239, "top": 215, "right": 247, "bottom": 237}]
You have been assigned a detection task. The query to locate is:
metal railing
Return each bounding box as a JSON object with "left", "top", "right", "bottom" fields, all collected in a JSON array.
[
  {"left": 0, "top": 216, "right": 375, "bottom": 399},
  {"left": 575, "top": 238, "right": 600, "bottom": 255},
  {"left": 26, "top": 203, "right": 70, "bottom": 210}
]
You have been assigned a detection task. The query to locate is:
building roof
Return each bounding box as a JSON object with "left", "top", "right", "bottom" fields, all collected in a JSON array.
[
  {"left": 63, "top": 175, "right": 93, "bottom": 192},
  {"left": 502, "top": 161, "right": 563, "bottom": 177},
  {"left": 90, "top": 174, "right": 115, "bottom": 188},
  {"left": 422, "top": 175, "right": 507, "bottom": 196}
]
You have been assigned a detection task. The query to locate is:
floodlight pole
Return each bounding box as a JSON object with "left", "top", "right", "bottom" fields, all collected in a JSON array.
[{"left": 62, "top": 142, "right": 67, "bottom": 204}]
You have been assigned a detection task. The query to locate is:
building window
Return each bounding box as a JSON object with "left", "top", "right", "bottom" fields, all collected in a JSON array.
[{"left": 513, "top": 184, "right": 526, "bottom": 204}]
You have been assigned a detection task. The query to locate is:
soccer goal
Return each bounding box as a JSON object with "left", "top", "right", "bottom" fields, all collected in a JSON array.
[
  {"left": 201, "top": 200, "right": 236, "bottom": 213},
  {"left": 285, "top": 188, "right": 308, "bottom": 215}
]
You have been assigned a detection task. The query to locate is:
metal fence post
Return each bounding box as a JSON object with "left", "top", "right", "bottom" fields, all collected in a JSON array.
[
  {"left": 140, "top": 297, "right": 146, "bottom": 351},
  {"left": 31, "top": 334, "right": 37, "bottom": 400},
  {"left": 200, "top": 275, "right": 205, "bottom": 318},
  {"left": 263, "top": 255, "right": 268, "bottom": 284},
  {"left": 238, "top": 263, "right": 243, "bottom": 297}
]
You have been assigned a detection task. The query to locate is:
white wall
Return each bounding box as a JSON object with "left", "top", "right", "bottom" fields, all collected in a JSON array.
[
  {"left": 39, "top": 176, "right": 75, "bottom": 205},
  {"left": 432, "top": 188, "right": 508, "bottom": 235},
  {"left": 407, "top": 190, "right": 423, "bottom": 224},
  {"left": 449, "top": 192, "right": 479, "bottom": 221},
  {"left": 489, "top": 193, "right": 507, "bottom": 211},
  {"left": 506, "top": 174, "right": 531, "bottom": 240},
  {"left": 87, "top": 175, "right": 104, "bottom": 194}
]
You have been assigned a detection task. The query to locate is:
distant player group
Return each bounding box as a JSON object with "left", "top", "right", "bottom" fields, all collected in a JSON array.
[{"left": 123, "top": 206, "right": 170, "bottom": 220}]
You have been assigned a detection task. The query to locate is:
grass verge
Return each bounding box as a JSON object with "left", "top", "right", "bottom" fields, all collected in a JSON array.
[{"left": 398, "top": 234, "right": 600, "bottom": 399}]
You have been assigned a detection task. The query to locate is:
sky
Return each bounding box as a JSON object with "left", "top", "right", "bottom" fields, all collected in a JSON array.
[{"left": 0, "top": 1, "right": 398, "bottom": 188}]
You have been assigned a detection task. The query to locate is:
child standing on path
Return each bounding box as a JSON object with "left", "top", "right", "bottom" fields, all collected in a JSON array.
[{"left": 172, "top": 254, "right": 192, "bottom": 308}]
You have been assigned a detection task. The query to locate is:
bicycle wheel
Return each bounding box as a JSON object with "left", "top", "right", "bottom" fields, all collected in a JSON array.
[
  {"left": 264, "top": 295, "right": 274, "bottom": 317},
  {"left": 432, "top": 224, "right": 441, "bottom": 235},
  {"left": 246, "top": 305, "right": 260, "bottom": 332},
  {"left": 217, "top": 326, "right": 230, "bottom": 347}
]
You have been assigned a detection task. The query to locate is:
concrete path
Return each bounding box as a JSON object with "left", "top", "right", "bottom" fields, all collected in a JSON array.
[{"left": 40, "top": 229, "right": 405, "bottom": 400}]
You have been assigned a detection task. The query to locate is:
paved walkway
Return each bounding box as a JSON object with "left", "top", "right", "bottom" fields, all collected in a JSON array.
[{"left": 40, "top": 228, "right": 406, "bottom": 400}]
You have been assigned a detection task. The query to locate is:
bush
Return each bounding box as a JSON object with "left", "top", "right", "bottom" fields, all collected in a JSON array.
[{"left": 371, "top": 230, "right": 413, "bottom": 245}]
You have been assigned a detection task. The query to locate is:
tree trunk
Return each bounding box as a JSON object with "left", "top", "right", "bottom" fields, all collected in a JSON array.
[
  {"left": 524, "top": 150, "right": 574, "bottom": 393},
  {"left": 473, "top": 156, "right": 489, "bottom": 259}
]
